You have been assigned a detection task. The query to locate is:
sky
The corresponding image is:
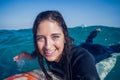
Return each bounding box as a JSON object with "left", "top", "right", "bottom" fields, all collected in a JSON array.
[{"left": 0, "top": 0, "right": 120, "bottom": 30}]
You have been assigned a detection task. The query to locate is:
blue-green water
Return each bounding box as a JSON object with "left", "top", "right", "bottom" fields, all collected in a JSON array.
[{"left": 0, "top": 26, "right": 120, "bottom": 80}]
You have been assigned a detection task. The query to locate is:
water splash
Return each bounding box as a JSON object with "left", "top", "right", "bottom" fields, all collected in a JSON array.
[{"left": 16, "top": 59, "right": 25, "bottom": 71}]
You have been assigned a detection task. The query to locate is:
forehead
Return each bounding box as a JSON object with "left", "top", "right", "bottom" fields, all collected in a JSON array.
[{"left": 37, "top": 20, "right": 63, "bottom": 34}]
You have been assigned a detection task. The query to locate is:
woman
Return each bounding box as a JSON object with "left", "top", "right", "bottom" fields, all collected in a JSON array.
[{"left": 14, "top": 10, "right": 100, "bottom": 80}]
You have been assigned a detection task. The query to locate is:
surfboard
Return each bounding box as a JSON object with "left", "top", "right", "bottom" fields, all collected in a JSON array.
[
  {"left": 4, "top": 69, "right": 43, "bottom": 80},
  {"left": 4, "top": 69, "right": 62, "bottom": 80},
  {"left": 96, "top": 53, "right": 119, "bottom": 80}
]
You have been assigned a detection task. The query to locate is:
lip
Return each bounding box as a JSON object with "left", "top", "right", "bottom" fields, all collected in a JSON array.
[{"left": 44, "top": 49, "right": 56, "bottom": 56}]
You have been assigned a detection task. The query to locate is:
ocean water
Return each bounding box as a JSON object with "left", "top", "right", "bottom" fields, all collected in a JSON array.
[{"left": 0, "top": 26, "right": 120, "bottom": 80}]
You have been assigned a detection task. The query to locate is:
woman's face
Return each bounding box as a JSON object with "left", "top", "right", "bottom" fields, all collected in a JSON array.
[{"left": 36, "top": 20, "right": 65, "bottom": 62}]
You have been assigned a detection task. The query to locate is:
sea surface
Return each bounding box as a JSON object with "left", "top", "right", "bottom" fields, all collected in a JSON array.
[{"left": 0, "top": 25, "right": 120, "bottom": 80}]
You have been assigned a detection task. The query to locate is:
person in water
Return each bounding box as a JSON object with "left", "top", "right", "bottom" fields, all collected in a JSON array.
[{"left": 13, "top": 10, "right": 100, "bottom": 80}]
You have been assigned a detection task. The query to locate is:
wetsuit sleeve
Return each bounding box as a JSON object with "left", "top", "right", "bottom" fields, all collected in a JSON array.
[{"left": 71, "top": 47, "right": 100, "bottom": 80}]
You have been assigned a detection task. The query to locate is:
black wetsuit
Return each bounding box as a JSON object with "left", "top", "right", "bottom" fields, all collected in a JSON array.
[
  {"left": 31, "top": 46, "right": 100, "bottom": 79},
  {"left": 47, "top": 46, "right": 100, "bottom": 80},
  {"left": 80, "top": 29, "right": 120, "bottom": 63},
  {"left": 80, "top": 43, "right": 112, "bottom": 63},
  {"left": 45, "top": 46, "right": 99, "bottom": 80}
]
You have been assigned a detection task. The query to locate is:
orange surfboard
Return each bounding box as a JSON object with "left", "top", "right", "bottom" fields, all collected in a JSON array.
[
  {"left": 4, "top": 69, "right": 45, "bottom": 80},
  {"left": 4, "top": 69, "right": 62, "bottom": 80}
]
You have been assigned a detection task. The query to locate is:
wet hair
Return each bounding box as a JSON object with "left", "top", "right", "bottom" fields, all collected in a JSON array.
[{"left": 33, "top": 10, "right": 72, "bottom": 80}]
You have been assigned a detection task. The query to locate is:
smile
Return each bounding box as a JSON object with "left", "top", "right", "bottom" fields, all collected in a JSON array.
[{"left": 44, "top": 49, "right": 56, "bottom": 56}]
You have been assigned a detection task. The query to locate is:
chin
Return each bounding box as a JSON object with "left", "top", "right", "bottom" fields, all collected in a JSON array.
[{"left": 46, "top": 57, "right": 56, "bottom": 62}]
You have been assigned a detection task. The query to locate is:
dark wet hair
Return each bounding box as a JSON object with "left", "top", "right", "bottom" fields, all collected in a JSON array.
[{"left": 33, "top": 10, "right": 72, "bottom": 80}]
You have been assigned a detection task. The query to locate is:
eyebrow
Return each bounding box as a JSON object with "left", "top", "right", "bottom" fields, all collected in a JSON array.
[
  {"left": 51, "top": 33, "right": 61, "bottom": 36},
  {"left": 36, "top": 35, "right": 43, "bottom": 39}
]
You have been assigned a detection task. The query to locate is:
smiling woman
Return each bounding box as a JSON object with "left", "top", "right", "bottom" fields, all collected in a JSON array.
[
  {"left": 36, "top": 20, "right": 65, "bottom": 62},
  {"left": 13, "top": 10, "right": 100, "bottom": 80}
]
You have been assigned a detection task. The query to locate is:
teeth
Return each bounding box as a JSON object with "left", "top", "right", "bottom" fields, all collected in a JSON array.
[{"left": 45, "top": 49, "right": 55, "bottom": 54}]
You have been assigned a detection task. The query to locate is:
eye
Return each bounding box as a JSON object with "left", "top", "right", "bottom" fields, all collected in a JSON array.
[
  {"left": 36, "top": 36, "right": 45, "bottom": 42},
  {"left": 52, "top": 35, "right": 60, "bottom": 40}
]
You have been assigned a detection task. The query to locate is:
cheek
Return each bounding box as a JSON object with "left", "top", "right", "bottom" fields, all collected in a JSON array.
[
  {"left": 55, "top": 39, "right": 65, "bottom": 50},
  {"left": 37, "top": 42, "right": 44, "bottom": 52}
]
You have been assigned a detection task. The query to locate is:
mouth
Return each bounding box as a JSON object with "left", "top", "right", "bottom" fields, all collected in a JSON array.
[{"left": 44, "top": 49, "right": 56, "bottom": 56}]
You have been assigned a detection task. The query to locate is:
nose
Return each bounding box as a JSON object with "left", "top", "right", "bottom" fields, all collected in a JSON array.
[{"left": 45, "top": 38, "right": 53, "bottom": 50}]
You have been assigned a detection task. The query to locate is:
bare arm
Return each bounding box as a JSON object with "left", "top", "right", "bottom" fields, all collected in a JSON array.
[{"left": 13, "top": 51, "right": 35, "bottom": 61}]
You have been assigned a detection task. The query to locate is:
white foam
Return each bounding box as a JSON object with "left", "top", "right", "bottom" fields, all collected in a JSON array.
[
  {"left": 96, "top": 54, "right": 119, "bottom": 80},
  {"left": 16, "top": 59, "right": 25, "bottom": 71}
]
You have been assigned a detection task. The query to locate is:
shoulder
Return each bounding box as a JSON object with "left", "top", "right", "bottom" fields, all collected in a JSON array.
[
  {"left": 70, "top": 46, "right": 95, "bottom": 69},
  {"left": 71, "top": 46, "right": 94, "bottom": 61},
  {"left": 70, "top": 46, "right": 100, "bottom": 80}
]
